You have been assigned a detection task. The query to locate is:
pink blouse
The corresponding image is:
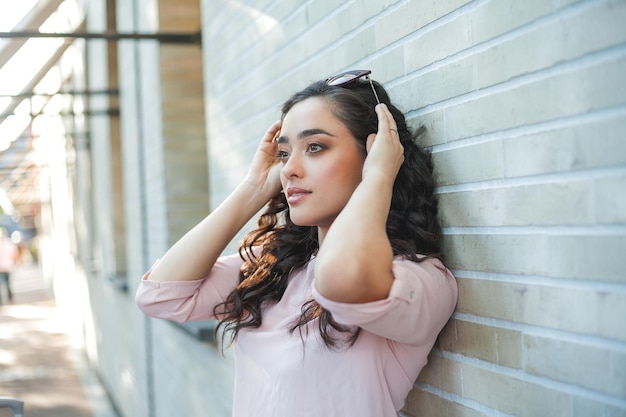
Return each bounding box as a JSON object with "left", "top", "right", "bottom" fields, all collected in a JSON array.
[{"left": 136, "top": 254, "right": 457, "bottom": 417}]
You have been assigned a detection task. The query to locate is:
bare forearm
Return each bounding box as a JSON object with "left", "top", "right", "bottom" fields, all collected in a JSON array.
[
  {"left": 315, "top": 175, "right": 395, "bottom": 302},
  {"left": 148, "top": 182, "right": 271, "bottom": 282}
]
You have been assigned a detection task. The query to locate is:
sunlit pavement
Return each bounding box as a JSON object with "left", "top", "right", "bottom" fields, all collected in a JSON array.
[{"left": 0, "top": 264, "right": 117, "bottom": 417}]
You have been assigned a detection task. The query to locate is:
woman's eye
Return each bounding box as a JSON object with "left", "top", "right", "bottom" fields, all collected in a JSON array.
[
  {"left": 307, "top": 143, "right": 324, "bottom": 153},
  {"left": 277, "top": 150, "right": 290, "bottom": 161}
]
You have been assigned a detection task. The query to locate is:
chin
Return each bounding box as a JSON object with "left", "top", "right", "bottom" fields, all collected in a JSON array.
[
  {"left": 289, "top": 217, "right": 315, "bottom": 227},
  {"left": 288, "top": 211, "right": 318, "bottom": 227},
  {"left": 289, "top": 212, "right": 335, "bottom": 229}
]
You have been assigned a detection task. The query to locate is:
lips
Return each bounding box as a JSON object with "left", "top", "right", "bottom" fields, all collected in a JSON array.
[{"left": 285, "top": 187, "right": 311, "bottom": 204}]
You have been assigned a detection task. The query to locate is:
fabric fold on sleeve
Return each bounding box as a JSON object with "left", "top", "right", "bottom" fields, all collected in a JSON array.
[
  {"left": 135, "top": 254, "right": 244, "bottom": 323},
  {"left": 312, "top": 257, "right": 457, "bottom": 346}
]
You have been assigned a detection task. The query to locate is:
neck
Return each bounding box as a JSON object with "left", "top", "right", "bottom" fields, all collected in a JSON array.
[{"left": 317, "top": 226, "right": 328, "bottom": 246}]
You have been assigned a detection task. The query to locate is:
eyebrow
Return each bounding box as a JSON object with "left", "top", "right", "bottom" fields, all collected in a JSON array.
[{"left": 276, "top": 128, "right": 335, "bottom": 144}]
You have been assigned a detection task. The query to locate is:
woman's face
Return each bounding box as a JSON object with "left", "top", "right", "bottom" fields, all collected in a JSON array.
[{"left": 277, "top": 97, "right": 365, "bottom": 230}]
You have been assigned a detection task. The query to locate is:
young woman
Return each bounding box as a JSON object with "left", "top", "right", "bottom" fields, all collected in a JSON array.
[{"left": 136, "top": 70, "right": 458, "bottom": 417}]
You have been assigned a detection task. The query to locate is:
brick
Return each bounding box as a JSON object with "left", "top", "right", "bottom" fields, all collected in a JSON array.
[
  {"left": 503, "top": 114, "right": 626, "bottom": 177},
  {"left": 368, "top": 46, "right": 406, "bottom": 84},
  {"left": 159, "top": 0, "right": 201, "bottom": 30},
  {"left": 606, "top": 404, "right": 626, "bottom": 417},
  {"left": 404, "top": 388, "right": 488, "bottom": 417},
  {"left": 390, "top": 56, "right": 476, "bottom": 112},
  {"left": 398, "top": 0, "right": 469, "bottom": 73},
  {"left": 163, "top": 124, "right": 205, "bottom": 140},
  {"left": 438, "top": 319, "right": 522, "bottom": 368},
  {"left": 393, "top": 0, "right": 626, "bottom": 115},
  {"left": 375, "top": 0, "right": 466, "bottom": 50},
  {"left": 162, "top": 81, "right": 204, "bottom": 98},
  {"left": 462, "top": 362, "right": 571, "bottom": 417},
  {"left": 474, "top": 1, "right": 626, "bottom": 90},
  {"left": 524, "top": 334, "right": 626, "bottom": 397},
  {"left": 432, "top": 140, "right": 503, "bottom": 185},
  {"left": 375, "top": 3, "right": 413, "bottom": 49},
  {"left": 207, "top": 3, "right": 252, "bottom": 53},
  {"left": 596, "top": 174, "right": 626, "bottom": 224},
  {"left": 468, "top": 0, "right": 553, "bottom": 45},
  {"left": 443, "top": 234, "right": 626, "bottom": 282},
  {"left": 572, "top": 396, "right": 606, "bottom": 417},
  {"left": 404, "top": 13, "right": 471, "bottom": 72},
  {"left": 210, "top": 2, "right": 303, "bottom": 84},
  {"left": 317, "top": 26, "right": 379, "bottom": 76},
  {"left": 416, "top": 354, "right": 464, "bottom": 396},
  {"left": 165, "top": 175, "right": 208, "bottom": 196},
  {"left": 431, "top": 0, "right": 470, "bottom": 16},
  {"left": 402, "top": 0, "right": 619, "bottom": 79},
  {"left": 553, "top": 0, "right": 586, "bottom": 8},
  {"left": 438, "top": 180, "right": 594, "bottom": 227},
  {"left": 164, "top": 146, "right": 205, "bottom": 164},
  {"left": 407, "top": 111, "right": 446, "bottom": 147},
  {"left": 212, "top": 1, "right": 380, "bottom": 108},
  {"left": 572, "top": 396, "right": 626, "bottom": 417},
  {"left": 455, "top": 276, "right": 626, "bottom": 341},
  {"left": 425, "top": 54, "right": 626, "bottom": 142},
  {"left": 162, "top": 107, "right": 205, "bottom": 124}
]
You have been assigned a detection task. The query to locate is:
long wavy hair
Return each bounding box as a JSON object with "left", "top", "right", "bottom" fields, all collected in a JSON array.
[{"left": 214, "top": 75, "right": 442, "bottom": 349}]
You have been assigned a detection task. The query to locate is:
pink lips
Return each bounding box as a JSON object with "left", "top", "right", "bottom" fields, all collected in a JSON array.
[{"left": 286, "top": 187, "right": 311, "bottom": 205}]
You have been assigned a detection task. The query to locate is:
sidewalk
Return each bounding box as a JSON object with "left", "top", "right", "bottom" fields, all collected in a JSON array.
[{"left": 0, "top": 263, "right": 117, "bottom": 417}]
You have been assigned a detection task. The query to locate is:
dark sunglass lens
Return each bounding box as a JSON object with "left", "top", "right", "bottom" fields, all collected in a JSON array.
[
  {"left": 327, "top": 74, "right": 356, "bottom": 86},
  {"left": 327, "top": 71, "right": 378, "bottom": 105},
  {"left": 326, "top": 70, "right": 371, "bottom": 86}
]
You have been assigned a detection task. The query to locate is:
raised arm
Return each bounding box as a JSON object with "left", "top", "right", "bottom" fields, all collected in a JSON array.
[
  {"left": 314, "top": 104, "right": 404, "bottom": 303},
  {"left": 147, "top": 121, "right": 283, "bottom": 282}
]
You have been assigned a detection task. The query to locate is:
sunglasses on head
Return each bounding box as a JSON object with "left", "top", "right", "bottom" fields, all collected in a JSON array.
[{"left": 325, "top": 69, "right": 381, "bottom": 105}]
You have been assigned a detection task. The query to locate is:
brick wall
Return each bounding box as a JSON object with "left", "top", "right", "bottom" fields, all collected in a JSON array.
[{"left": 201, "top": 0, "right": 626, "bottom": 416}]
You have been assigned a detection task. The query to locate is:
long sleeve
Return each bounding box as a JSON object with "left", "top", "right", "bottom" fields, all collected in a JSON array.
[{"left": 135, "top": 254, "right": 244, "bottom": 322}]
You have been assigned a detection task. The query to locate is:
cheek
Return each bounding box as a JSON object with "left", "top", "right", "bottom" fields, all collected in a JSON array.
[
  {"left": 343, "top": 151, "right": 365, "bottom": 180},
  {"left": 326, "top": 156, "right": 364, "bottom": 190}
]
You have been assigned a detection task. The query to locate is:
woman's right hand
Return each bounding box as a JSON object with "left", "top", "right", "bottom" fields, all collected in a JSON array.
[
  {"left": 243, "top": 120, "right": 283, "bottom": 199},
  {"left": 147, "top": 121, "right": 283, "bottom": 283}
]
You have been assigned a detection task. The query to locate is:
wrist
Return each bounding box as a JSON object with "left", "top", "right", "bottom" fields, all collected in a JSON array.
[
  {"left": 235, "top": 180, "right": 277, "bottom": 212},
  {"left": 360, "top": 172, "right": 394, "bottom": 196}
]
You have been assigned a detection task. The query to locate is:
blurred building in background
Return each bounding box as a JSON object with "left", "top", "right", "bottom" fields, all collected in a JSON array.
[{"left": 1, "top": 1, "right": 624, "bottom": 416}]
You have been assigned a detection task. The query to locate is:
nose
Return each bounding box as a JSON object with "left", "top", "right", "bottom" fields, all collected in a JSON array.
[{"left": 281, "top": 152, "right": 303, "bottom": 178}]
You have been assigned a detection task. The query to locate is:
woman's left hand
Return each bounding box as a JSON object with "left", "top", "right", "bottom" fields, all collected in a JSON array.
[{"left": 362, "top": 104, "right": 404, "bottom": 185}]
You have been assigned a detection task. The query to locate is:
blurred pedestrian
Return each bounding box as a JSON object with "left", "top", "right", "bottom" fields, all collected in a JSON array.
[{"left": 0, "top": 227, "right": 19, "bottom": 304}]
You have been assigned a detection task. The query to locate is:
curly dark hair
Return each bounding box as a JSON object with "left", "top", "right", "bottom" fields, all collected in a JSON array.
[{"left": 214, "top": 75, "right": 442, "bottom": 349}]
